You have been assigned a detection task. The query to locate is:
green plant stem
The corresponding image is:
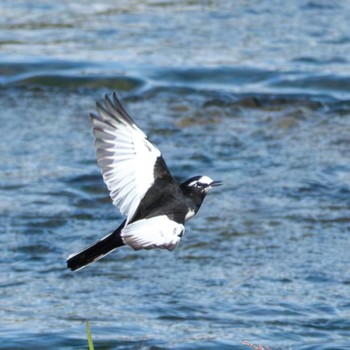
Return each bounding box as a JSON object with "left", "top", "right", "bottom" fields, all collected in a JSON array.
[{"left": 86, "top": 320, "right": 95, "bottom": 350}]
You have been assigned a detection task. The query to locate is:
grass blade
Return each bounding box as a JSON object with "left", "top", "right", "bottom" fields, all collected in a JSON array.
[{"left": 86, "top": 320, "right": 95, "bottom": 350}]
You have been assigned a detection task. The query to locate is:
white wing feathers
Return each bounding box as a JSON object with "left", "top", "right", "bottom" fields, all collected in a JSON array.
[
  {"left": 121, "top": 216, "right": 185, "bottom": 251},
  {"left": 91, "top": 94, "right": 161, "bottom": 223}
]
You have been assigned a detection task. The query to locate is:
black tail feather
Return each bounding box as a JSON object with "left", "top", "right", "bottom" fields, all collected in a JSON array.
[{"left": 67, "top": 222, "right": 125, "bottom": 271}]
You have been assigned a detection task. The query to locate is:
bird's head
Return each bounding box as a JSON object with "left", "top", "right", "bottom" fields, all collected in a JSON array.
[{"left": 180, "top": 175, "right": 222, "bottom": 198}]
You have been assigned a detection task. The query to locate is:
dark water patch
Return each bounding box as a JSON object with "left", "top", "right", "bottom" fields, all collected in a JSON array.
[
  {"left": 325, "top": 35, "right": 350, "bottom": 45},
  {"left": 16, "top": 243, "right": 56, "bottom": 256},
  {"left": 0, "top": 59, "right": 85, "bottom": 77},
  {"left": 7, "top": 21, "right": 76, "bottom": 30},
  {"left": 145, "top": 68, "right": 350, "bottom": 100},
  {"left": 6, "top": 73, "right": 145, "bottom": 91},
  {"left": 66, "top": 173, "right": 102, "bottom": 185},
  {"left": 149, "top": 66, "right": 278, "bottom": 87},
  {"left": 301, "top": 1, "right": 342, "bottom": 10},
  {"left": 269, "top": 73, "right": 350, "bottom": 99},
  {"left": 203, "top": 95, "right": 261, "bottom": 109},
  {"left": 63, "top": 173, "right": 108, "bottom": 193},
  {"left": 0, "top": 332, "right": 86, "bottom": 350},
  {"left": 204, "top": 93, "right": 325, "bottom": 112},
  {"left": 0, "top": 184, "right": 26, "bottom": 191},
  {"left": 292, "top": 56, "right": 348, "bottom": 66},
  {"left": 24, "top": 217, "right": 67, "bottom": 230},
  {"left": 295, "top": 343, "right": 350, "bottom": 350}
]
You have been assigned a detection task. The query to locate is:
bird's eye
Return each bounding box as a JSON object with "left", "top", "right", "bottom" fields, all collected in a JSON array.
[{"left": 195, "top": 182, "right": 204, "bottom": 188}]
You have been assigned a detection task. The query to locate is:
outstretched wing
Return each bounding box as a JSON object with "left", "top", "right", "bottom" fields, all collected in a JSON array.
[
  {"left": 90, "top": 93, "right": 174, "bottom": 223},
  {"left": 121, "top": 215, "right": 185, "bottom": 251}
]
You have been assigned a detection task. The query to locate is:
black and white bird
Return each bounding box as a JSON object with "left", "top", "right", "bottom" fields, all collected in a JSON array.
[{"left": 67, "top": 93, "right": 221, "bottom": 271}]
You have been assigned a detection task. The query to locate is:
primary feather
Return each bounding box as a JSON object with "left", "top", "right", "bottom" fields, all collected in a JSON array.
[{"left": 90, "top": 93, "right": 162, "bottom": 224}]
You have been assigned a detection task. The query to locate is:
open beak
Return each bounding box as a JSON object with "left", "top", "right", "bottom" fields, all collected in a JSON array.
[{"left": 210, "top": 180, "right": 222, "bottom": 187}]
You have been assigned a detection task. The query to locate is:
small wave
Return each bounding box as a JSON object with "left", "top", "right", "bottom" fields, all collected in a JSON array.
[
  {"left": 268, "top": 73, "right": 350, "bottom": 100},
  {"left": 1, "top": 59, "right": 350, "bottom": 100}
]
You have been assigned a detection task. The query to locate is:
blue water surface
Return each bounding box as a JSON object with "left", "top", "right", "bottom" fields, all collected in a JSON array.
[{"left": 1, "top": 1, "right": 350, "bottom": 349}]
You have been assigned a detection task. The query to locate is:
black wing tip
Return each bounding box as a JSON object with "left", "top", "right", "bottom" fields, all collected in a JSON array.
[
  {"left": 112, "top": 91, "right": 121, "bottom": 105},
  {"left": 95, "top": 100, "right": 109, "bottom": 114},
  {"left": 103, "top": 91, "right": 121, "bottom": 111},
  {"left": 89, "top": 112, "right": 99, "bottom": 120},
  {"left": 106, "top": 91, "right": 120, "bottom": 102},
  {"left": 105, "top": 93, "right": 113, "bottom": 105},
  {"left": 92, "top": 91, "right": 136, "bottom": 126}
]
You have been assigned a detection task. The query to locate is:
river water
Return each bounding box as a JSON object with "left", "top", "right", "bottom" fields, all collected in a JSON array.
[{"left": 1, "top": 1, "right": 350, "bottom": 349}]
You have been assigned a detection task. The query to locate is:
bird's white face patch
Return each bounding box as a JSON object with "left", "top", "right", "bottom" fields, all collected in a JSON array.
[
  {"left": 188, "top": 176, "right": 214, "bottom": 188},
  {"left": 198, "top": 176, "right": 214, "bottom": 186}
]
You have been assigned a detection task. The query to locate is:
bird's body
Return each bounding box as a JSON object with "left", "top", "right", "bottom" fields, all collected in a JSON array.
[{"left": 67, "top": 93, "right": 221, "bottom": 271}]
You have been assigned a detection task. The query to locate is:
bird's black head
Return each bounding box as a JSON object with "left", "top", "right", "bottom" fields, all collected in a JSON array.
[
  {"left": 180, "top": 175, "right": 222, "bottom": 221},
  {"left": 180, "top": 175, "right": 222, "bottom": 199}
]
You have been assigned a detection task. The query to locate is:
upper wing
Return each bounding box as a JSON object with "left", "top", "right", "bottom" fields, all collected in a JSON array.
[
  {"left": 120, "top": 215, "right": 185, "bottom": 251},
  {"left": 90, "top": 93, "right": 173, "bottom": 223}
]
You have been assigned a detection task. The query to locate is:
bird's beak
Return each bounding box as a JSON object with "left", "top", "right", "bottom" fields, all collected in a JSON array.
[{"left": 210, "top": 180, "right": 222, "bottom": 187}]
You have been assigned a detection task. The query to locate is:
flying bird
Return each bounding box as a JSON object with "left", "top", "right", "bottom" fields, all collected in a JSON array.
[{"left": 67, "top": 93, "right": 221, "bottom": 271}]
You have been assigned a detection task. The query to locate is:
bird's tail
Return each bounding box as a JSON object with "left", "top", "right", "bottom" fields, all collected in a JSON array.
[{"left": 66, "top": 221, "right": 125, "bottom": 271}]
